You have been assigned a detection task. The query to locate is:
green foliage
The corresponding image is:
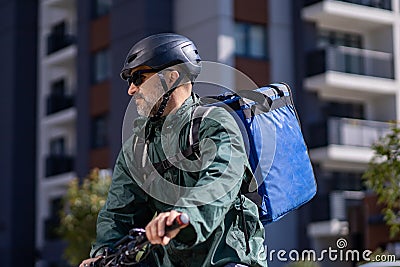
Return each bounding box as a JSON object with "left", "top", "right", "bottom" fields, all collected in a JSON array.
[
  {"left": 362, "top": 126, "right": 400, "bottom": 239},
  {"left": 357, "top": 247, "right": 390, "bottom": 266},
  {"left": 58, "top": 168, "right": 112, "bottom": 266},
  {"left": 286, "top": 260, "right": 320, "bottom": 267}
]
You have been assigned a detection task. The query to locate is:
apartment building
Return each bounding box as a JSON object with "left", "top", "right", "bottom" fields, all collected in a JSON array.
[
  {"left": 298, "top": 0, "right": 400, "bottom": 266},
  {"left": 34, "top": 0, "right": 296, "bottom": 266},
  {"left": 33, "top": 0, "right": 400, "bottom": 266}
]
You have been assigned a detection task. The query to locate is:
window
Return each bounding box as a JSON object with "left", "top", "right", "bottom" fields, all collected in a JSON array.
[
  {"left": 331, "top": 172, "right": 364, "bottom": 191},
  {"left": 92, "top": 114, "right": 108, "bottom": 148},
  {"left": 50, "top": 79, "right": 65, "bottom": 96},
  {"left": 47, "top": 21, "right": 75, "bottom": 54},
  {"left": 50, "top": 137, "right": 65, "bottom": 156},
  {"left": 52, "top": 21, "right": 66, "bottom": 36},
  {"left": 317, "top": 29, "right": 363, "bottom": 49},
  {"left": 45, "top": 198, "right": 62, "bottom": 240},
  {"left": 47, "top": 79, "right": 74, "bottom": 114},
  {"left": 93, "top": 0, "right": 112, "bottom": 18},
  {"left": 92, "top": 48, "right": 110, "bottom": 84},
  {"left": 318, "top": 29, "right": 365, "bottom": 75},
  {"left": 325, "top": 101, "right": 365, "bottom": 119},
  {"left": 234, "top": 22, "right": 268, "bottom": 59}
]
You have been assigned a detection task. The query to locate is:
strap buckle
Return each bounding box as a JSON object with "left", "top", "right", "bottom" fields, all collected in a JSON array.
[
  {"left": 161, "top": 159, "right": 171, "bottom": 171},
  {"left": 192, "top": 142, "right": 201, "bottom": 159}
]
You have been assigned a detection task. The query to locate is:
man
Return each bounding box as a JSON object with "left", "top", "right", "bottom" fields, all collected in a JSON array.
[{"left": 80, "top": 33, "right": 267, "bottom": 267}]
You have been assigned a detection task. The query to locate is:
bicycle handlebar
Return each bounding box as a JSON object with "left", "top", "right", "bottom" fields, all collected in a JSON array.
[
  {"left": 164, "top": 212, "right": 189, "bottom": 232},
  {"left": 92, "top": 213, "right": 190, "bottom": 266}
]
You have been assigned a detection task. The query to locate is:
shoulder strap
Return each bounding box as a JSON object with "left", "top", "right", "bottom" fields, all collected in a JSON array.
[
  {"left": 151, "top": 105, "right": 214, "bottom": 175},
  {"left": 188, "top": 105, "right": 215, "bottom": 147}
]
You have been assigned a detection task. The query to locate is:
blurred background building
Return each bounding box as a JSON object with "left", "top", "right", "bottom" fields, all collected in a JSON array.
[{"left": 1, "top": 0, "right": 399, "bottom": 266}]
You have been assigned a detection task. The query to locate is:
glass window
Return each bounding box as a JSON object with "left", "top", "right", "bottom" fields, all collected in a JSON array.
[
  {"left": 92, "top": 114, "right": 108, "bottom": 148},
  {"left": 317, "top": 29, "right": 363, "bottom": 49},
  {"left": 50, "top": 79, "right": 65, "bottom": 95},
  {"left": 249, "top": 25, "right": 266, "bottom": 58},
  {"left": 93, "top": 0, "right": 112, "bottom": 18},
  {"left": 93, "top": 49, "right": 110, "bottom": 84},
  {"left": 52, "top": 21, "right": 66, "bottom": 36},
  {"left": 234, "top": 22, "right": 267, "bottom": 59},
  {"left": 332, "top": 172, "right": 364, "bottom": 191},
  {"left": 317, "top": 30, "right": 330, "bottom": 48},
  {"left": 50, "top": 138, "right": 65, "bottom": 156},
  {"left": 45, "top": 198, "right": 62, "bottom": 240},
  {"left": 234, "top": 23, "right": 246, "bottom": 56}
]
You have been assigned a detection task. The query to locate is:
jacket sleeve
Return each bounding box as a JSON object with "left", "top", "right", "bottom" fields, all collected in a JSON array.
[
  {"left": 90, "top": 149, "right": 154, "bottom": 257},
  {"left": 173, "top": 107, "right": 248, "bottom": 247}
]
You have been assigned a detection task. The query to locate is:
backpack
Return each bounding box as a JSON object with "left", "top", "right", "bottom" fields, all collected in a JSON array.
[{"left": 152, "top": 82, "right": 317, "bottom": 225}]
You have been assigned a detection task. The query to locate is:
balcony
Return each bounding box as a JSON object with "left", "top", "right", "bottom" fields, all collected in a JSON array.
[
  {"left": 309, "top": 117, "right": 392, "bottom": 170},
  {"left": 46, "top": 94, "right": 74, "bottom": 115},
  {"left": 43, "top": 0, "right": 75, "bottom": 9},
  {"left": 304, "top": 0, "right": 392, "bottom": 10},
  {"left": 303, "top": 0, "right": 394, "bottom": 32},
  {"left": 43, "top": 37, "right": 77, "bottom": 68},
  {"left": 307, "top": 46, "right": 393, "bottom": 79},
  {"left": 47, "top": 33, "right": 75, "bottom": 55},
  {"left": 304, "top": 46, "right": 396, "bottom": 101},
  {"left": 45, "top": 155, "right": 74, "bottom": 177}
]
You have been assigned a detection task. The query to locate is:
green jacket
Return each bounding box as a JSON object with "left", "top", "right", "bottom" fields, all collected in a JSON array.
[{"left": 91, "top": 95, "right": 267, "bottom": 267}]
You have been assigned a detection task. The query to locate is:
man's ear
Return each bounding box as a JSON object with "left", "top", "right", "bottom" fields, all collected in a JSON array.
[{"left": 168, "top": 70, "right": 180, "bottom": 85}]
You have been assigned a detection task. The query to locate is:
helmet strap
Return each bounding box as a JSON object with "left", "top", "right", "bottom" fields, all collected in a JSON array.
[{"left": 152, "top": 72, "right": 185, "bottom": 119}]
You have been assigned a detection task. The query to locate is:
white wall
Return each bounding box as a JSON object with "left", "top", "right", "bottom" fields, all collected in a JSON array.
[
  {"left": 268, "top": 0, "right": 294, "bottom": 86},
  {"left": 174, "top": 0, "right": 235, "bottom": 94}
]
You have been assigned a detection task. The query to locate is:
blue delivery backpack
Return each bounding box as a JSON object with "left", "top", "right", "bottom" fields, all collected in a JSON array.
[
  {"left": 151, "top": 82, "right": 317, "bottom": 225},
  {"left": 192, "top": 82, "right": 317, "bottom": 225}
]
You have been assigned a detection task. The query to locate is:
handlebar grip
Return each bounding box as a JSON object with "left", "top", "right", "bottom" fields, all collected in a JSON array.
[{"left": 164, "top": 213, "right": 190, "bottom": 233}]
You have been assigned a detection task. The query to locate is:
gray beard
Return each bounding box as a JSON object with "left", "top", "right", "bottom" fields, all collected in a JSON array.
[{"left": 135, "top": 84, "right": 165, "bottom": 117}]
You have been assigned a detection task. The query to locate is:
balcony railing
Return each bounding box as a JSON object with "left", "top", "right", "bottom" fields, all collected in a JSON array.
[
  {"left": 309, "top": 117, "right": 392, "bottom": 148},
  {"left": 304, "top": 0, "right": 392, "bottom": 10},
  {"left": 307, "top": 46, "right": 394, "bottom": 79},
  {"left": 46, "top": 33, "right": 75, "bottom": 55},
  {"left": 45, "top": 155, "right": 74, "bottom": 177},
  {"left": 46, "top": 94, "right": 74, "bottom": 115}
]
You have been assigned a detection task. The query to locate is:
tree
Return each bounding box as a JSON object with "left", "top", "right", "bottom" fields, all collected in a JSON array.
[
  {"left": 58, "top": 168, "right": 112, "bottom": 266},
  {"left": 286, "top": 260, "right": 320, "bottom": 267},
  {"left": 362, "top": 125, "right": 400, "bottom": 238}
]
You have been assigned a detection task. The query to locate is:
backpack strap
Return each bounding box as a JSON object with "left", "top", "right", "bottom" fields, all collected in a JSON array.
[
  {"left": 238, "top": 190, "right": 251, "bottom": 255},
  {"left": 188, "top": 105, "right": 214, "bottom": 147},
  {"left": 151, "top": 105, "right": 214, "bottom": 175}
]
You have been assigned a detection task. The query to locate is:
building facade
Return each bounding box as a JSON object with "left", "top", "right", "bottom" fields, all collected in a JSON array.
[
  {"left": 21, "top": 0, "right": 400, "bottom": 266},
  {"left": 298, "top": 0, "right": 400, "bottom": 266}
]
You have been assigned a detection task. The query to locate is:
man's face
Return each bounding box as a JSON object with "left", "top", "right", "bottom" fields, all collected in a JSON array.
[{"left": 127, "top": 67, "right": 165, "bottom": 117}]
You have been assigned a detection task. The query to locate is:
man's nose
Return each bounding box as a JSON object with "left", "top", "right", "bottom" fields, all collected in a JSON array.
[{"left": 128, "top": 83, "right": 139, "bottom": 96}]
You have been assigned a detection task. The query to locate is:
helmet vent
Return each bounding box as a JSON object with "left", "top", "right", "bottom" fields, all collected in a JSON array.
[
  {"left": 194, "top": 50, "right": 201, "bottom": 63},
  {"left": 127, "top": 54, "right": 137, "bottom": 63}
]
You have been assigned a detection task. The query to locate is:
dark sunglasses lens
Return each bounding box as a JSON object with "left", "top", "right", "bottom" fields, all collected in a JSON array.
[{"left": 127, "top": 73, "right": 144, "bottom": 86}]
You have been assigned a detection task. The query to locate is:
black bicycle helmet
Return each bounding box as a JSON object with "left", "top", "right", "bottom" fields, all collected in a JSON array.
[
  {"left": 121, "top": 33, "right": 202, "bottom": 119},
  {"left": 120, "top": 33, "right": 201, "bottom": 81}
]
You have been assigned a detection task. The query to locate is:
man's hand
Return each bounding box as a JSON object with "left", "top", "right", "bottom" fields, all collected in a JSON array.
[
  {"left": 145, "top": 210, "right": 188, "bottom": 246},
  {"left": 79, "top": 255, "right": 101, "bottom": 267}
]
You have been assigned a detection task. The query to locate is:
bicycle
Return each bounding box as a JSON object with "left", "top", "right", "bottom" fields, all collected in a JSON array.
[{"left": 91, "top": 213, "right": 189, "bottom": 266}]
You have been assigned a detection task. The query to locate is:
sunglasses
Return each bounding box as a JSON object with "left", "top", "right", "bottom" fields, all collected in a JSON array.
[{"left": 126, "top": 69, "right": 159, "bottom": 87}]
